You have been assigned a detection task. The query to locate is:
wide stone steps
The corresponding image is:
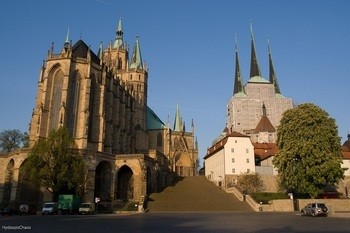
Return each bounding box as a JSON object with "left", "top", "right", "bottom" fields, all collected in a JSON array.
[{"left": 146, "top": 176, "right": 253, "bottom": 212}]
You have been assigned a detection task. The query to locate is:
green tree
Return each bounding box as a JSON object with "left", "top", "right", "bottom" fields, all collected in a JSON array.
[
  {"left": 0, "top": 129, "right": 23, "bottom": 152},
  {"left": 237, "top": 173, "right": 264, "bottom": 194},
  {"left": 273, "top": 103, "right": 344, "bottom": 197},
  {"left": 25, "top": 127, "right": 85, "bottom": 200},
  {"left": 21, "top": 131, "right": 29, "bottom": 148}
]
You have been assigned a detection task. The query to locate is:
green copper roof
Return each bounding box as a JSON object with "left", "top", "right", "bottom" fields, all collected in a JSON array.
[
  {"left": 248, "top": 76, "right": 270, "bottom": 83},
  {"left": 275, "top": 93, "right": 286, "bottom": 98},
  {"left": 130, "top": 36, "right": 143, "bottom": 69},
  {"left": 113, "top": 18, "right": 124, "bottom": 49},
  {"left": 173, "top": 103, "right": 183, "bottom": 132},
  {"left": 233, "top": 91, "right": 248, "bottom": 97},
  {"left": 147, "top": 107, "right": 165, "bottom": 130}
]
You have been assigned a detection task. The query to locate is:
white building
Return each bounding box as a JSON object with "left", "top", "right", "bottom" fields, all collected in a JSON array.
[{"left": 204, "top": 131, "right": 255, "bottom": 187}]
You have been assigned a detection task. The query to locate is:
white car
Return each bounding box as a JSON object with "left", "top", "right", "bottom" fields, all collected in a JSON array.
[{"left": 78, "top": 203, "right": 95, "bottom": 215}]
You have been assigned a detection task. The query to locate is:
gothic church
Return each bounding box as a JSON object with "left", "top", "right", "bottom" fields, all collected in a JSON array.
[{"left": 0, "top": 18, "right": 198, "bottom": 209}]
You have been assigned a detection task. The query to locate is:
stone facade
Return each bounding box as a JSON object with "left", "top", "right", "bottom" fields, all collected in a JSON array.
[{"left": 0, "top": 19, "right": 198, "bottom": 208}]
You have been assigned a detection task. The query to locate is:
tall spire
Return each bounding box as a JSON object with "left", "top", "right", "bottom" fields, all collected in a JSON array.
[
  {"left": 129, "top": 36, "right": 143, "bottom": 70},
  {"left": 249, "top": 20, "right": 262, "bottom": 78},
  {"left": 97, "top": 41, "right": 103, "bottom": 60},
  {"left": 173, "top": 102, "right": 183, "bottom": 132},
  {"left": 113, "top": 17, "right": 124, "bottom": 49},
  {"left": 64, "top": 26, "right": 70, "bottom": 49},
  {"left": 267, "top": 36, "right": 281, "bottom": 94},
  {"left": 233, "top": 34, "right": 246, "bottom": 96}
]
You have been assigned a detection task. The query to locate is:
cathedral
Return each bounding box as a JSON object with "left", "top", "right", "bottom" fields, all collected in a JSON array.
[
  {"left": 0, "top": 18, "right": 198, "bottom": 209},
  {"left": 226, "top": 24, "right": 293, "bottom": 143}
]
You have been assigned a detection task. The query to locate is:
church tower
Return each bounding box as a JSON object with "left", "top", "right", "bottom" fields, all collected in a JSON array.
[
  {"left": 169, "top": 103, "right": 198, "bottom": 176},
  {"left": 227, "top": 22, "right": 293, "bottom": 137},
  {"left": 101, "top": 18, "right": 149, "bottom": 151}
]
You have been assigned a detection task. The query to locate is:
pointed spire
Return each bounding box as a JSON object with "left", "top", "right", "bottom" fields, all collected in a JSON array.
[
  {"left": 64, "top": 26, "right": 70, "bottom": 49},
  {"left": 113, "top": 17, "right": 124, "bottom": 49},
  {"left": 249, "top": 20, "right": 262, "bottom": 78},
  {"left": 233, "top": 34, "right": 246, "bottom": 96},
  {"left": 267, "top": 36, "right": 281, "bottom": 94},
  {"left": 173, "top": 102, "right": 183, "bottom": 132},
  {"left": 262, "top": 102, "right": 267, "bottom": 116},
  {"left": 129, "top": 36, "right": 143, "bottom": 70},
  {"left": 97, "top": 41, "right": 103, "bottom": 60},
  {"left": 191, "top": 118, "right": 195, "bottom": 133}
]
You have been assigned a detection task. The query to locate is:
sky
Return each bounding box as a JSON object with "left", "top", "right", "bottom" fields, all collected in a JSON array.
[{"left": 1, "top": 0, "right": 349, "bottom": 164}]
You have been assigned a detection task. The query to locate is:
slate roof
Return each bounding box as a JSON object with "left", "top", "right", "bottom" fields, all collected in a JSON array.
[
  {"left": 147, "top": 107, "right": 165, "bottom": 130},
  {"left": 72, "top": 39, "right": 100, "bottom": 64}
]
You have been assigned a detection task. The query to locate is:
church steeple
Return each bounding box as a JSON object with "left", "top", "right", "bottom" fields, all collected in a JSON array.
[
  {"left": 97, "top": 41, "right": 103, "bottom": 60},
  {"left": 63, "top": 27, "right": 70, "bottom": 50},
  {"left": 267, "top": 36, "right": 281, "bottom": 95},
  {"left": 173, "top": 102, "right": 183, "bottom": 132},
  {"left": 113, "top": 17, "right": 124, "bottom": 49},
  {"left": 249, "top": 21, "right": 262, "bottom": 79},
  {"left": 130, "top": 36, "right": 143, "bottom": 70},
  {"left": 233, "top": 34, "right": 246, "bottom": 96}
]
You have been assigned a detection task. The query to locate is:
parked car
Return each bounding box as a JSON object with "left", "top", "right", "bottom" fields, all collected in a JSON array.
[
  {"left": 42, "top": 202, "right": 58, "bottom": 215},
  {"left": 19, "top": 204, "right": 37, "bottom": 215},
  {"left": 301, "top": 203, "right": 328, "bottom": 217},
  {"left": 1, "top": 207, "right": 14, "bottom": 216},
  {"left": 78, "top": 202, "right": 95, "bottom": 215}
]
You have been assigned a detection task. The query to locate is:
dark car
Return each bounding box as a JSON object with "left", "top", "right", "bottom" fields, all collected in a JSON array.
[
  {"left": 19, "top": 204, "right": 37, "bottom": 215},
  {"left": 1, "top": 207, "right": 14, "bottom": 216},
  {"left": 301, "top": 203, "right": 328, "bottom": 217}
]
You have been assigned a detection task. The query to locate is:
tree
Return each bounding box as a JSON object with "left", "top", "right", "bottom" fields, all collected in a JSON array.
[
  {"left": 0, "top": 129, "right": 23, "bottom": 152},
  {"left": 237, "top": 173, "right": 264, "bottom": 194},
  {"left": 273, "top": 103, "right": 344, "bottom": 197},
  {"left": 24, "top": 127, "right": 85, "bottom": 200}
]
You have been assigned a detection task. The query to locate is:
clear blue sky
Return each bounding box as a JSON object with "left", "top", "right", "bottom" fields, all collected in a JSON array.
[{"left": 1, "top": 0, "right": 349, "bottom": 164}]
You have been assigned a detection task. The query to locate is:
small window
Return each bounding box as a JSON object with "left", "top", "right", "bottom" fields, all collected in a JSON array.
[
  {"left": 232, "top": 168, "right": 235, "bottom": 173},
  {"left": 247, "top": 169, "right": 250, "bottom": 173},
  {"left": 231, "top": 148, "right": 234, "bottom": 153},
  {"left": 246, "top": 149, "right": 249, "bottom": 153},
  {"left": 232, "top": 158, "right": 235, "bottom": 163},
  {"left": 246, "top": 159, "right": 249, "bottom": 163},
  {"left": 235, "top": 140, "right": 237, "bottom": 143}
]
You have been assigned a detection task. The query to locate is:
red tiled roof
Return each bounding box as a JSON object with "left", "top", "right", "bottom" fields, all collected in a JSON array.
[
  {"left": 253, "top": 115, "right": 276, "bottom": 133},
  {"left": 253, "top": 142, "right": 278, "bottom": 160}
]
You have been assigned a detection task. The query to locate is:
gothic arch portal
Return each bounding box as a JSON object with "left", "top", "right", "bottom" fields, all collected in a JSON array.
[
  {"left": 15, "top": 159, "right": 41, "bottom": 204},
  {"left": 94, "top": 161, "right": 112, "bottom": 202},
  {"left": 2, "top": 159, "right": 14, "bottom": 206},
  {"left": 115, "top": 165, "right": 134, "bottom": 201}
]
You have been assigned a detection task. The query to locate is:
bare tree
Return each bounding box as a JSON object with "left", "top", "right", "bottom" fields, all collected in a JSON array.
[{"left": 0, "top": 129, "right": 23, "bottom": 153}]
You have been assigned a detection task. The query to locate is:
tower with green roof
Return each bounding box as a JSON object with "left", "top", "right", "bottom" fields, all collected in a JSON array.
[{"left": 227, "top": 22, "right": 293, "bottom": 139}]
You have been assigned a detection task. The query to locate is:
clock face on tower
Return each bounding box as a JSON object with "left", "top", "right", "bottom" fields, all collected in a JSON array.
[{"left": 258, "top": 132, "right": 268, "bottom": 143}]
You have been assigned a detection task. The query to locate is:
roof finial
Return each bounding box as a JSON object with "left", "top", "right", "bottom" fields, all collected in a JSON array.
[
  {"left": 249, "top": 20, "right": 254, "bottom": 35},
  {"left": 64, "top": 26, "right": 70, "bottom": 49}
]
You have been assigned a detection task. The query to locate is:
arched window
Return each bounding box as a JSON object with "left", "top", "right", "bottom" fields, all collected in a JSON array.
[
  {"left": 66, "top": 71, "right": 81, "bottom": 137},
  {"left": 49, "top": 67, "right": 64, "bottom": 130},
  {"left": 88, "top": 75, "right": 99, "bottom": 141}
]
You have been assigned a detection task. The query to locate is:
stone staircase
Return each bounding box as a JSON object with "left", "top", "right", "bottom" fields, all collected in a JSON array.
[{"left": 146, "top": 176, "right": 253, "bottom": 212}]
